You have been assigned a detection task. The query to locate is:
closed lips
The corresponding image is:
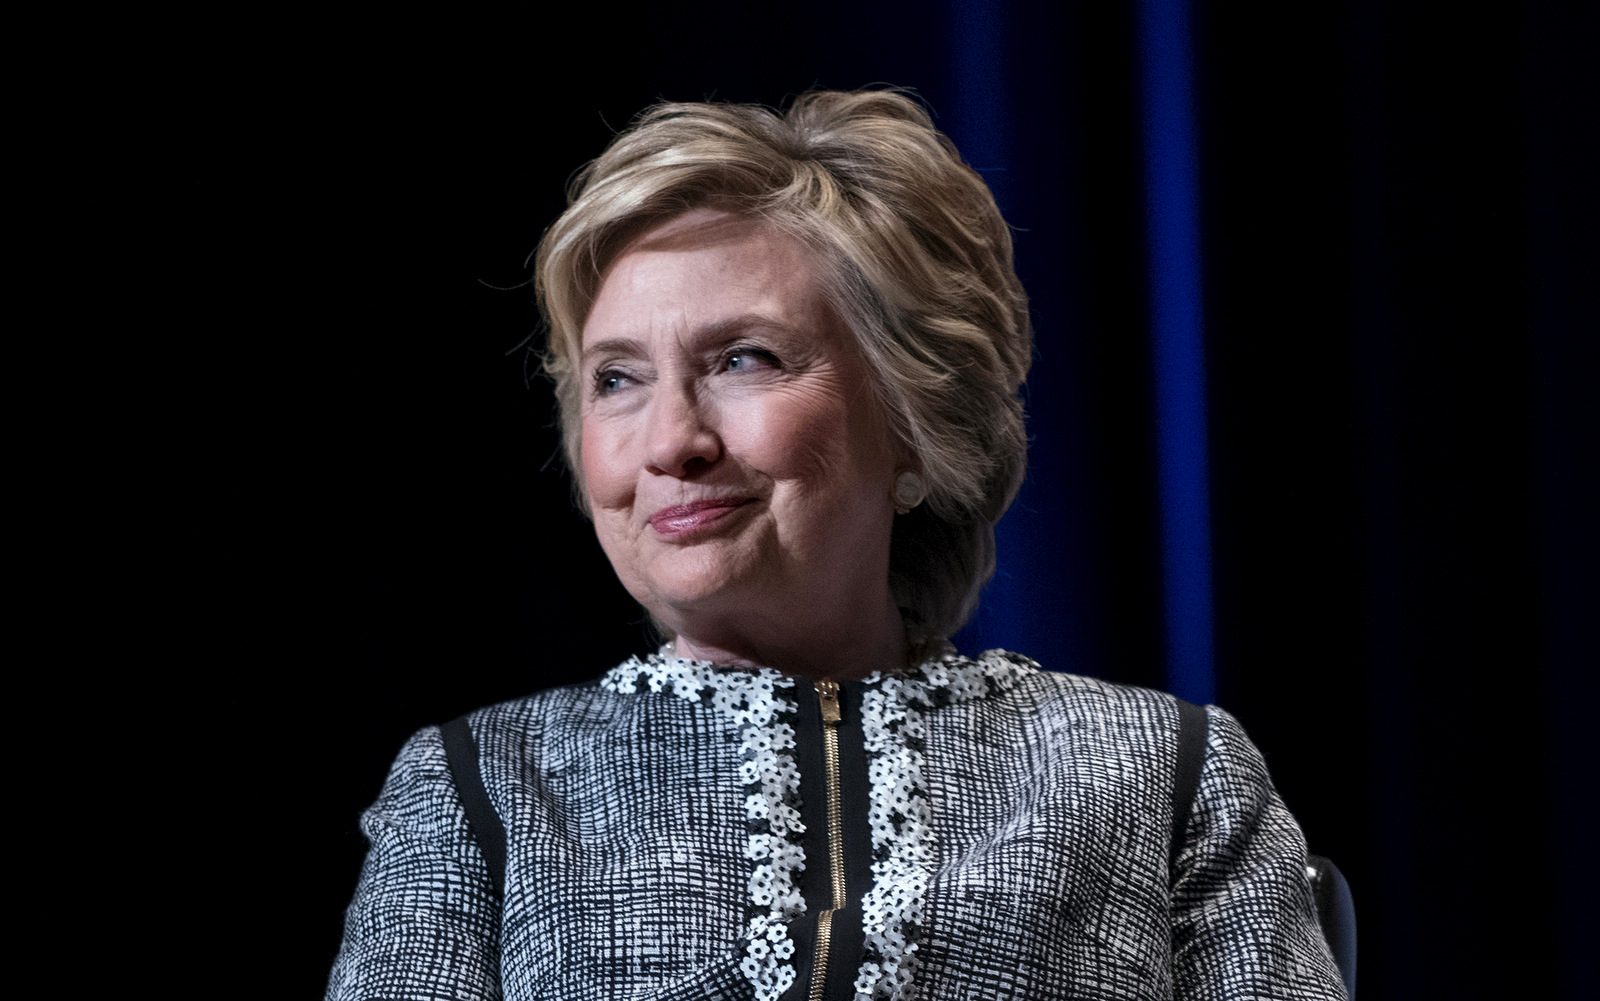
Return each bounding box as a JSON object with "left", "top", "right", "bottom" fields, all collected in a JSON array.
[{"left": 648, "top": 498, "right": 753, "bottom": 534}]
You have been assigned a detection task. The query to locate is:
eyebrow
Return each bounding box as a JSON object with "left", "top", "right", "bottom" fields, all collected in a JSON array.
[
  {"left": 580, "top": 338, "right": 649, "bottom": 365},
  {"left": 581, "top": 314, "right": 806, "bottom": 365}
]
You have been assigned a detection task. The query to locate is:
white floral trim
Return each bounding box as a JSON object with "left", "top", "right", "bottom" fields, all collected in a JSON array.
[
  {"left": 599, "top": 646, "right": 1034, "bottom": 1001},
  {"left": 851, "top": 649, "right": 1032, "bottom": 1001},
  {"left": 601, "top": 650, "right": 804, "bottom": 1001}
]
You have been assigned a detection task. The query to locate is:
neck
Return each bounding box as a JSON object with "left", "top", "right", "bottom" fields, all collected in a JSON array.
[{"left": 666, "top": 591, "right": 908, "bottom": 682}]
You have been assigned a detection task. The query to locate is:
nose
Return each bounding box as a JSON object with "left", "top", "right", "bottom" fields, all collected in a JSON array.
[{"left": 644, "top": 377, "right": 723, "bottom": 477}]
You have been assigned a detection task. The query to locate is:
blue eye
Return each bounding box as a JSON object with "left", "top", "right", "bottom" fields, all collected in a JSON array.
[
  {"left": 724, "top": 348, "right": 778, "bottom": 372},
  {"left": 593, "top": 369, "right": 630, "bottom": 395}
]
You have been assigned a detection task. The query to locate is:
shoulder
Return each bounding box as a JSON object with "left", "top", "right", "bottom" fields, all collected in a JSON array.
[
  {"left": 954, "top": 648, "right": 1189, "bottom": 733},
  {"left": 438, "top": 676, "right": 624, "bottom": 787},
  {"left": 443, "top": 656, "right": 760, "bottom": 790},
  {"left": 949, "top": 651, "right": 1272, "bottom": 782},
  {"left": 457, "top": 676, "right": 614, "bottom": 741},
  {"left": 358, "top": 674, "right": 632, "bottom": 842},
  {"left": 362, "top": 724, "right": 458, "bottom": 842},
  {"left": 454, "top": 652, "right": 770, "bottom": 747},
  {"left": 457, "top": 648, "right": 778, "bottom": 743}
]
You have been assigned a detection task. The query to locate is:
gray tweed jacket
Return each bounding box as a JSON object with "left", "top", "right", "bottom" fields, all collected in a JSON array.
[{"left": 328, "top": 649, "right": 1346, "bottom": 1000}]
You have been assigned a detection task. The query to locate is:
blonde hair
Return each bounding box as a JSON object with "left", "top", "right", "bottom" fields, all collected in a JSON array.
[{"left": 535, "top": 90, "right": 1032, "bottom": 639}]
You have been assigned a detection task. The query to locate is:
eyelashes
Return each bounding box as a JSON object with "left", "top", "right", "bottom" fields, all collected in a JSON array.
[
  {"left": 721, "top": 346, "right": 781, "bottom": 372},
  {"left": 588, "top": 345, "right": 784, "bottom": 398},
  {"left": 592, "top": 367, "right": 632, "bottom": 396}
]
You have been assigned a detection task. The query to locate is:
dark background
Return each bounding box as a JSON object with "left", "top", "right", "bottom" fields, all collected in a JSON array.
[{"left": 194, "top": 2, "right": 1595, "bottom": 997}]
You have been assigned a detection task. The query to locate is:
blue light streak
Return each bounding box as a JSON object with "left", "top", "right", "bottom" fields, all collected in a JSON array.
[{"left": 1137, "top": 0, "right": 1216, "bottom": 704}]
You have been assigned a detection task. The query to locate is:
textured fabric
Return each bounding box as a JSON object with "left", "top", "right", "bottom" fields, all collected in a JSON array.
[{"left": 328, "top": 649, "right": 1346, "bottom": 1001}]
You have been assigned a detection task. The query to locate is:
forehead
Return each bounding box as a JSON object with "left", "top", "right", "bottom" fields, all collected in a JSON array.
[{"left": 582, "top": 209, "right": 827, "bottom": 346}]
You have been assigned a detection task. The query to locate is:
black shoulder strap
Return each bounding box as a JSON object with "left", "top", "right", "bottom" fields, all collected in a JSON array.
[
  {"left": 1170, "top": 698, "right": 1209, "bottom": 873},
  {"left": 440, "top": 715, "right": 507, "bottom": 894}
]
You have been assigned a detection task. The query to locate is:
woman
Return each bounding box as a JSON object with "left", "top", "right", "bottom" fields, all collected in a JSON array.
[{"left": 328, "top": 91, "right": 1346, "bottom": 1000}]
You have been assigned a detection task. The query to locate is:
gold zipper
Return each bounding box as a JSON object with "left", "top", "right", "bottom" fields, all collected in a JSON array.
[{"left": 809, "top": 678, "right": 845, "bottom": 1001}]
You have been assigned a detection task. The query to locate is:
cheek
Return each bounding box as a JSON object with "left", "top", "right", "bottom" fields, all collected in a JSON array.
[
  {"left": 735, "top": 386, "right": 888, "bottom": 489},
  {"left": 580, "top": 415, "right": 633, "bottom": 508},
  {"left": 733, "top": 396, "right": 833, "bottom": 478},
  {"left": 581, "top": 426, "right": 640, "bottom": 583}
]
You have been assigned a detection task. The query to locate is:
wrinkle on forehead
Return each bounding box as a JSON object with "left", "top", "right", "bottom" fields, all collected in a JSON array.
[{"left": 583, "top": 209, "right": 825, "bottom": 352}]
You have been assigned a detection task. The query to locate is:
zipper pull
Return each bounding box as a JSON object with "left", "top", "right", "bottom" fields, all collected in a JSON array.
[{"left": 815, "top": 678, "right": 841, "bottom": 725}]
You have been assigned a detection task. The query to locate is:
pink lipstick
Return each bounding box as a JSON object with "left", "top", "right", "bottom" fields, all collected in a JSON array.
[{"left": 647, "top": 497, "right": 753, "bottom": 539}]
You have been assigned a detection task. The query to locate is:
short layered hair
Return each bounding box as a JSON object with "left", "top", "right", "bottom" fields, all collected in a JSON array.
[{"left": 535, "top": 90, "right": 1032, "bottom": 640}]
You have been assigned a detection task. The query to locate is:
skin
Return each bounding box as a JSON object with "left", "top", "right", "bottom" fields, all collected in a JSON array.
[{"left": 579, "top": 208, "right": 909, "bottom": 681}]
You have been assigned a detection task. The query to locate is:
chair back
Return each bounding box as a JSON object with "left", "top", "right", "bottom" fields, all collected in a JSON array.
[{"left": 1306, "top": 854, "right": 1357, "bottom": 999}]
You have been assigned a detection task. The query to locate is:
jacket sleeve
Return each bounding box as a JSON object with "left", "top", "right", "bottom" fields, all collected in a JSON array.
[
  {"left": 1169, "top": 706, "right": 1347, "bottom": 1001},
  {"left": 326, "top": 725, "right": 503, "bottom": 1001}
]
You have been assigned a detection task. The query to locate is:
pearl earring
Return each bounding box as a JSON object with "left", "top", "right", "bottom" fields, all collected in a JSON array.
[{"left": 893, "top": 471, "right": 926, "bottom": 514}]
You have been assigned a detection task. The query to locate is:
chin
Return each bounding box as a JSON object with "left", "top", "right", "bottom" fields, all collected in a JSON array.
[
  {"left": 642, "top": 573, "right": 751, "bottom": 615},
  {"left": 633, "top": 556, "right": 769, "bottom": 622}
]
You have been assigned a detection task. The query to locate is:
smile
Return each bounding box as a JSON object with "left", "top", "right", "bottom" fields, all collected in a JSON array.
[{"left": 647, "top": 497, "right": 755, "bottom": 539}]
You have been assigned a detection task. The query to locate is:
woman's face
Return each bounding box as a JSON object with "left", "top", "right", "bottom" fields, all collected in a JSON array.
[{"left": 579, "top": 209, "right": 901, "bottom": 650}]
